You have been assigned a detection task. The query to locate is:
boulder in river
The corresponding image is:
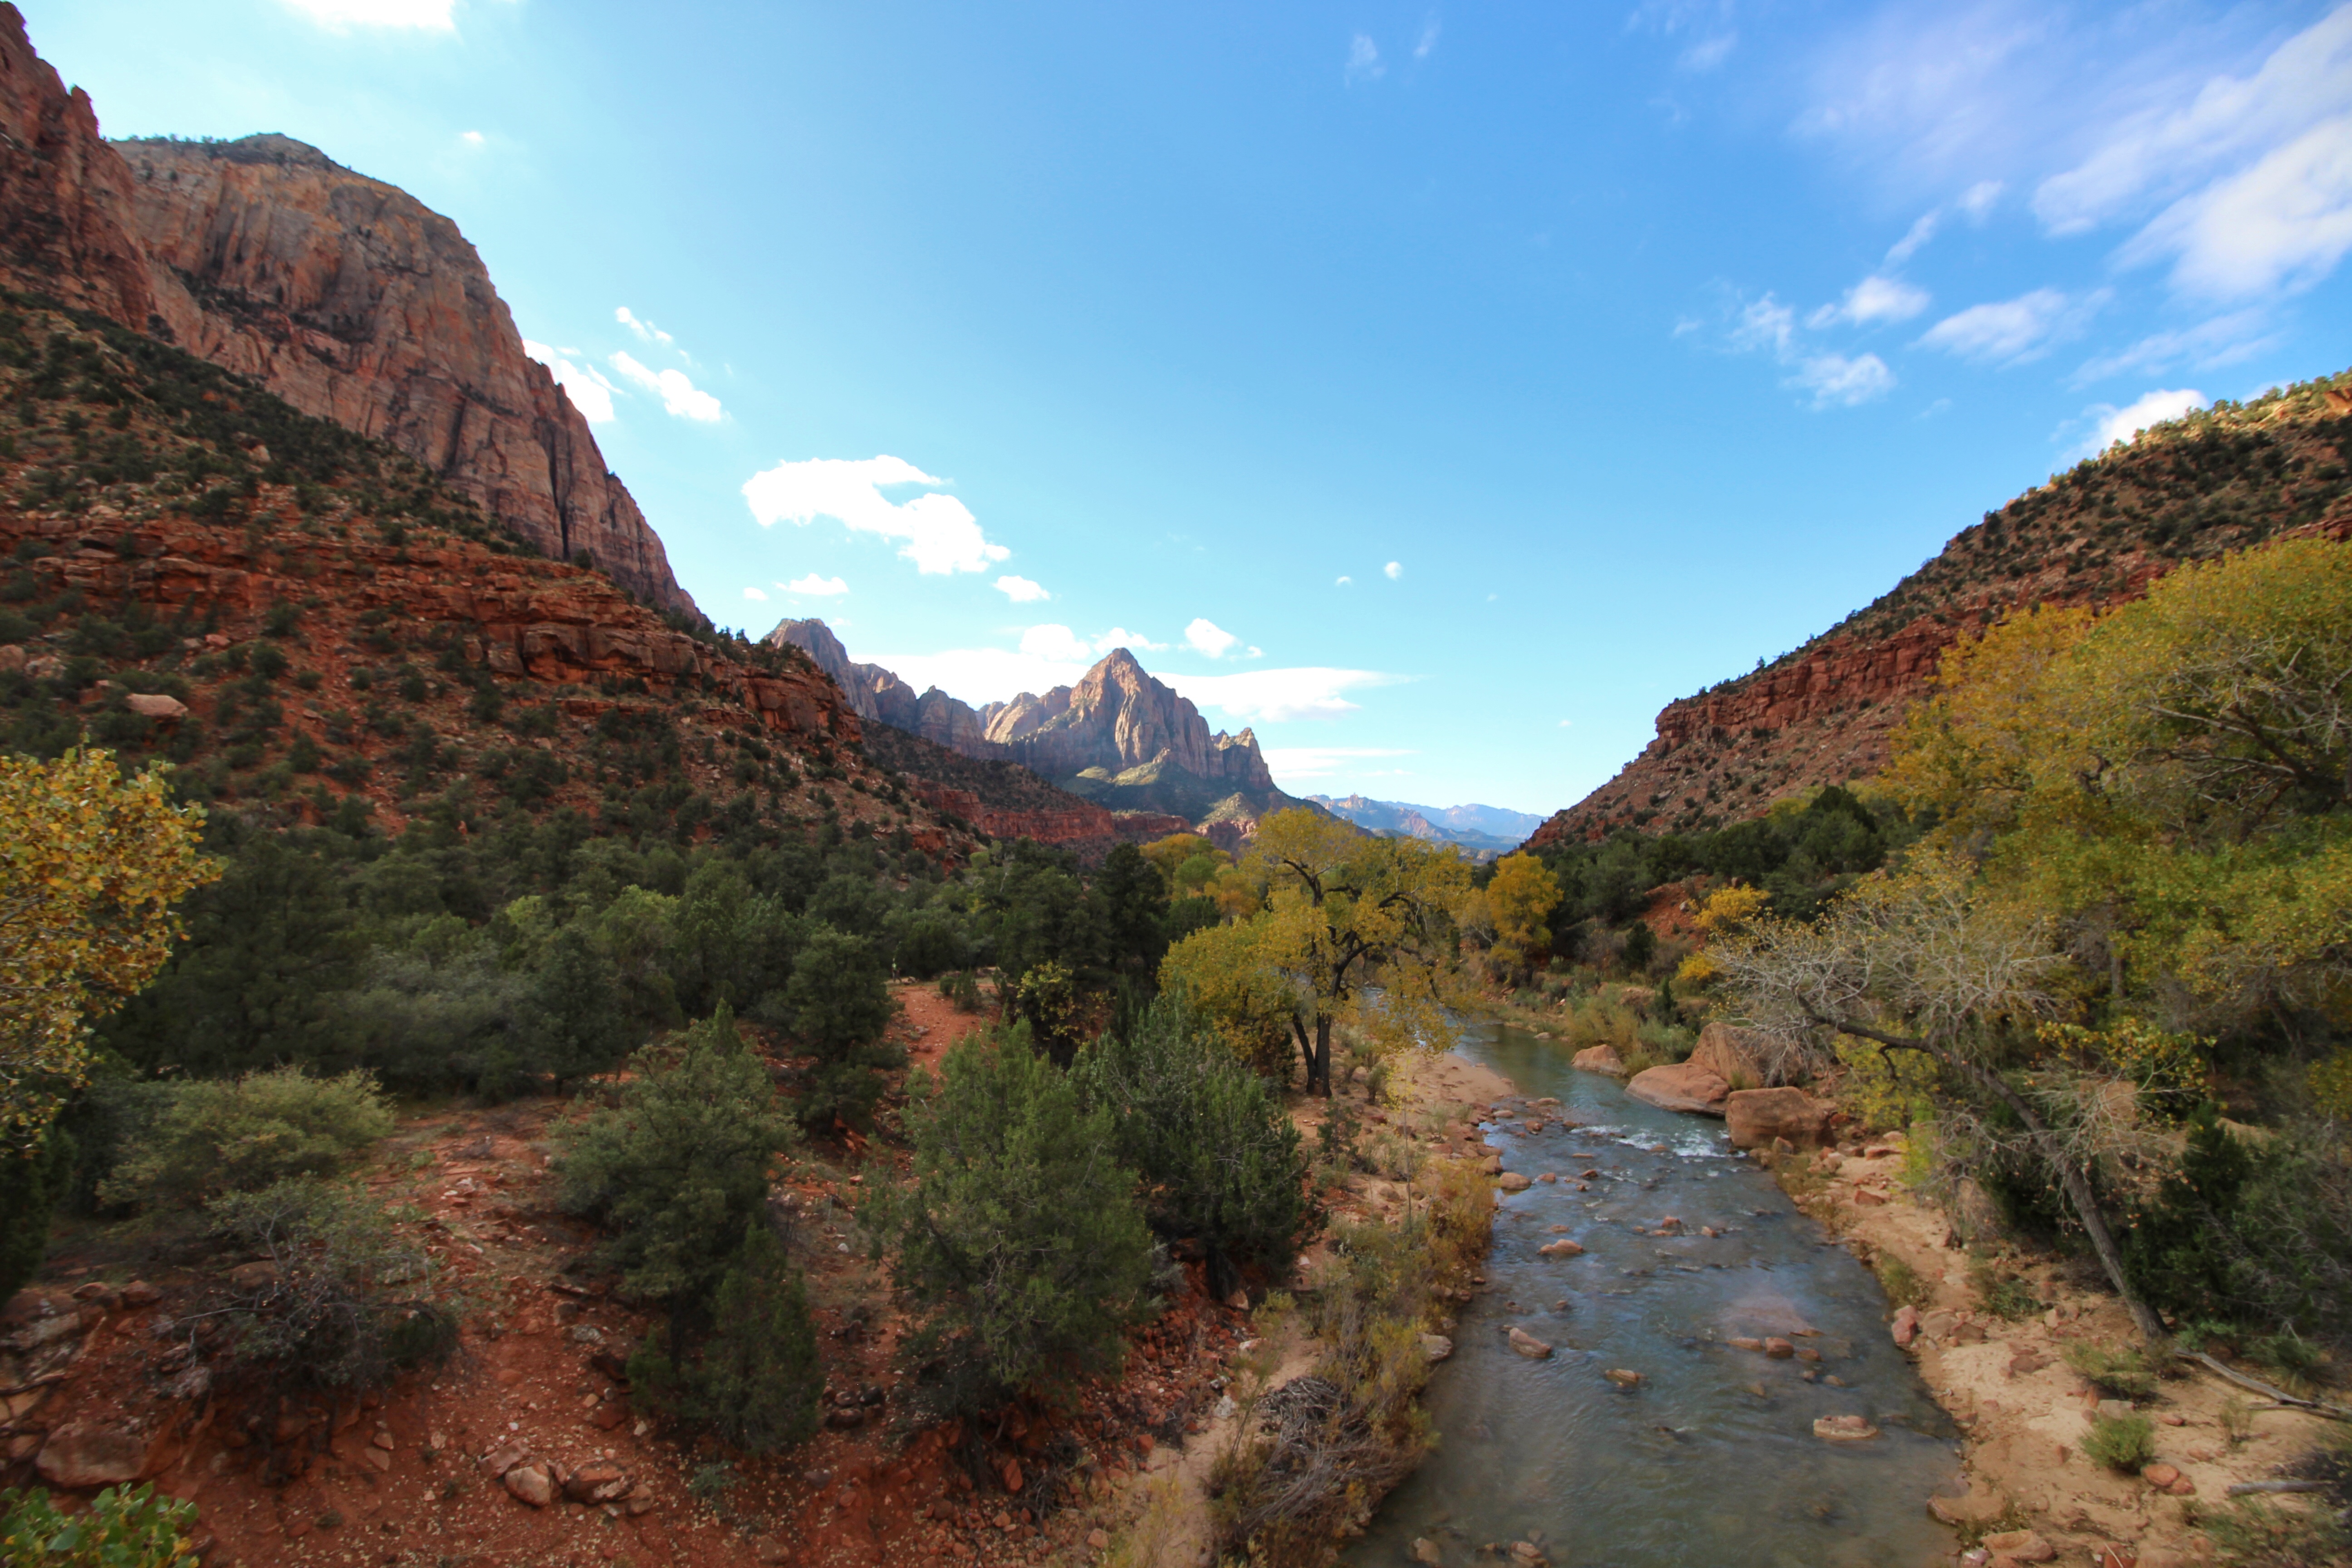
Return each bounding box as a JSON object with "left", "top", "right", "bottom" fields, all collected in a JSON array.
[
  {"left": 1538, "top": 1240, "right": 1583, "bottom": 1257},
  {"left": 1602, "top": 1368, "right": 1644, "bottom": 1387},
  {"left": 1625, "top": 1063, "right": 1730, "bottom": 1116},
  {"left": 1422, "top": 1333, "right": 1454, "bottom": 1363},
  {"left": 1570, "top": 1044, "right": 1627, "bottom": 1077},
  {"left": 1812, "top": 1414, "right": 1881, "bottom": 1441},
  {"left": 1496, "top": 1172, "right": 1532, "bottom": 1193},
  {"left": 1507, "top": 1328, "right": 1553, "bottom": 1359},
  {"left": 1725, "top": 1087, "right": 1837, "bottom": 1149}
]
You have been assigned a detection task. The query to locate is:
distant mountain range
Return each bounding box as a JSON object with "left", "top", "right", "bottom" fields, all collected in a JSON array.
[
  {"left": 769, "top": 620, "right": 1311, "bottom": 845},
  {"left": 1306, "top": 794, "right": 1545, "bottom": 855}
]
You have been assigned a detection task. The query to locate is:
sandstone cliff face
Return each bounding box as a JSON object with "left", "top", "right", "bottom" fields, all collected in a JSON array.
[
  {"left": 0, "top": 12, "right": 691, "bottom": 614},
  {"left": 1529, "top": 380, "right": 2352, "bottom": 848},
  {"left": 113, "top": 135, "right": 691, "bottom": 614},
  {"left": 770, "top": 617, "right": 935, "bottom": 735},
  {"left": 0, "top": 5, "right": 154, "bottom": 328}
]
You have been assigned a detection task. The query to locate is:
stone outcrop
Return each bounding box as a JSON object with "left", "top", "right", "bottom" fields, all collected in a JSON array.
[
  {"left": 1686, "top": 1022, "right": 1801, "bottom": 1089},
  {"left": 1527, "top": 381, "right": 2352, "bottom": 847},
  {"left": 1725, "top": 1087, "right": 1837, "bottom": 1150},
  {"left": 1624, "top": 1062, "right": 1730, "bottom": 1116},
  {"left": 0, "top": 10, "right": 691, "bottom": 612},
  {"left": 1570, "top": 1044, "right": 1627, "bottom": 1077}
]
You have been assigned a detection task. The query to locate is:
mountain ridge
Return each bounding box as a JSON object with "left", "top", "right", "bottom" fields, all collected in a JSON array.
[{"left": 1528, "top": 377, "right": 2352, "bottom": 848}]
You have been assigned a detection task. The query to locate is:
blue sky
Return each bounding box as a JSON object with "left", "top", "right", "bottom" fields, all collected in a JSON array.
[{"left": 33, "top": 0, "right": 2352, "bottom": 815}]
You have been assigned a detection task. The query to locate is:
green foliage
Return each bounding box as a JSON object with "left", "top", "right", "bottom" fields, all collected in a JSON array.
[
  {"left": 1873, "top": 1253, "right": 1931, "bottom": 1312},
  {"left": 2063, "top": 1341, "right": 2159, "bottom": 1399},
  {"left": 782, "top": 922, "right": 892, "bottom": 1059},
  {"left": 873, "top": 1027, "right": 1151, "bottom": 1414},
  {"left": 558, "top": 1008, "right": 797, "bottom": 1310},
  {"left": 2082, "top": 1412, "right": 2157, "bottom": 1473},
  {"left": 1970, "top": 1255, "right": 2045, "bottom": 1320},
  {"left": 1075, "top": 997, "right": 1308, "bottom": 1279},
  {"left": 206, "top": 1177, "right": 455, "bottom": 1393},
  {"left": 100, "top": 1065, "right": 391, "bottom": 1210},
  {"left": 626, "top": 1218, "right": 821, "bottom": 1453},
  {"left": 0, "top": 1482, "right": 198, "bottom": 1565}
]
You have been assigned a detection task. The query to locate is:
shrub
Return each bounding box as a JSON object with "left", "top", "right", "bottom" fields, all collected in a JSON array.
[
  {"left": 1075, "top": 998, "right": 1308, "bottom": 1285},
  {"left": 0, "top": 1482, "right": 198, "bottom": 1565},
  {"left": 872, "top": 1027, "right": 1151, "bottom": 1415},
  {"left": 626, "top": 1218, "right": 821, "bottom": 1453},
  {"left": 782, "top": 922, "right": 892, "bottom": 1059},
  {"left": 558, "top": 1008, "right": 798, "bottom": 1313},
  {"left": 101, "top": 1066, "right": 392, "bottom": 1210},
  {"left": 0, "top": 1128, "right": 74, "bottom": 1302},
  {"left": 1970, "top": 1255, "right": 2045, "bottom": 1321},
  {"left": 2082, "top": 1412, "right": 2156, "bottom": 1473},
  {"left": 1874, "top": 1254, "right": 1932, "bottom": 1312},
  {"left": 205, "top": 1178, "right": 455, "bottom": 1393},
  {"left": 2065, "top": 1342, "right": 2159, "bottom": 1399}
]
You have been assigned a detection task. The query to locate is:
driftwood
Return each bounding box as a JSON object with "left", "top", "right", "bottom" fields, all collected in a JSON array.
[{"left": 2172, "top": 1350, "right": 2352, "bottom": 1422}]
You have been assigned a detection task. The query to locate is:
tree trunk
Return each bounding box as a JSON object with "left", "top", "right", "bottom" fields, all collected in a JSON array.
[
  {"left": 1312, "top": 1016, "right": 1334, "bottom": 1098},
  {"left": 1826, "top": 1016, "right": 2167, "bottom": 1341},
  {"left": 1290, "top": 1017, "right": 1315, "bottom": 1092}
]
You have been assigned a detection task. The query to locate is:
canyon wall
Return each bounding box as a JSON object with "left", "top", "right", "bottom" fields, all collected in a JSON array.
[{"left": 0, "top": 8, "right": 692, "bottom": 613}]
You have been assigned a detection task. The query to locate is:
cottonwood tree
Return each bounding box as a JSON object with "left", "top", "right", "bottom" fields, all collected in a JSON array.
[
  {"left": 1713, "top": 849, "right": 2168, "bottom": 1339},
  {"left": 1244, "top": 809, "right": 1474, "bottom": 1097},
  {"left": 1484, "top": 852, "right": 1563, "bottom": 979}
]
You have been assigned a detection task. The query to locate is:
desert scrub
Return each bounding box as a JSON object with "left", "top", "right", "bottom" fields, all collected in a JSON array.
[
  {"left": 100, "top": 1065, "right": 393, "bottom": 1210},
  {"left": 0, "top": 1481, "right": 198, "bottom": 1565},
  {"left": 1970, "top": 1254, "right": 2045, "bottom": 1320},
  {"left": 1206, "top": 1158, "right": 1491, "bottom": 1566},
  {"left": 2083, "top": 1412, "right": 2157, "bottom": 1473},
  {"left": 2064, "top": 1342, "right": 2159, "bottom": 1399}
]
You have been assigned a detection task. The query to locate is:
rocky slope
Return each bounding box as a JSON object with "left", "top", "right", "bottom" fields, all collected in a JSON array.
[
  {"left": 1530, "top": 375, "right": 2352, "bottom": 847},
  {"left": 772, "top": 619, "right": 1304, "bottom": 837},
  {"left": 0, "top": 296, "right": 960, "bottom": 855},
  {"left": 0, "top": 7, "right": 692, "bottom": 613}
]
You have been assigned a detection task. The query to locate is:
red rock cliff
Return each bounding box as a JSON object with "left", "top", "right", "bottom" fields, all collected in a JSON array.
[{"left": 0, "top": 8, "right": 692, "bottom": 615}]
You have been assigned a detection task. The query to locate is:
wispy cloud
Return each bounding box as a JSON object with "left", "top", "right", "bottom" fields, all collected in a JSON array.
[
  {"left": 2070, "top": 310, "right": 2277, "bottom": 385},
  {"left": 742, "top": 456, "right": 1009, "bottom": 576},
  {"left": 613, "top": 306, "right": 673, "bottom": 345},
  {"left": 1164, "top": 667, "right": 1402, "bottom": 724},
  {"left": 1383, "top": 561, "right": 1403, "bottom": 580},
  {"left": 610, "top": 351, "right": 722, "bottom": 421},
  {"left": 742, "top": 586, "right": 769, "bottom": 602},
  {"left": 1632, "top": 0, "right": 1738, "bottom": 74},
  {"left": 1706, "top": 289, "right": 1895, "bottom": 407},
  {"left": 1335, "top": 574, "right": 1354, "bottom": 586},
  {"left": 1917, "top": 287, "right": 2104, "bottom": 365},
  {"left": 1345, "top": 34, "right": 1384, "bottom": 85},
  {"left": 1262, "top": 745, "right": 1417, "bottom": 781},
  {"left": 994, "top": 575, "right": 1050, "bottom": 603},
  {"left": 782, "top": 574, "right": 848, "bottom": 597},
  {"left": 521, "top": 340, "right": 617, "bottom": 423},
  {"left": 1788, "top": 352, "right": 1896, "bottom": 407},
  {"left": 1415, "top": 17, "right": 1441, "bottom": 60},
  {"left": 1957, "top": 177, "right": 2004, "bottom": 221},
  {"left": 1186, "top": 618, "right": 1240, "bottom": 659},
  {"left": 1808, "top": 274, "right": 1930, "bottom": 327}
]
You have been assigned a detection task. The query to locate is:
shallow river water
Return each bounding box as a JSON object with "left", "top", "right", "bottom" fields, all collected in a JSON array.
[{"left": 1347, "top": 1022, "right": 1962, "bottom": 1568}]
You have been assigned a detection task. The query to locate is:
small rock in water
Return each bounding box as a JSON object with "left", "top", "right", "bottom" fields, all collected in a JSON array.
[
  {"left": 1421, "top": 1334, "right": 1454, "bottom": 1364},
  {"left": 1410, "top": 1539, "right": 1445, "bottom": 1566},
  {"left": 1602, "top": 1368, "right": 1644, "bottom": 1387},
  {"left": 1763, "top": 1337, "right": 1796, "bottom": 1358},
  {"left": 1812, "top": 1414, "right": 1881, "bottom": 1442},
  {"left": 1745, "top": 1382, "right": 1767, "bottom": 1398},
  {"left": 1728, "top": 1337, "right": 1764, "bottom": 1352},
  {"left": 1497, "top": 1172, "right": 1532, "bottom": 1193},
  {"left": 1507, "top": 1328, "right": 1553, "bottom": 1360}
]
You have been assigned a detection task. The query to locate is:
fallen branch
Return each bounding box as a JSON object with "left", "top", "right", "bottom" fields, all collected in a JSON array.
[
  {"left": 2225, "top": 1480, "right": 2331, "bottom": 1496},
  {"left": 2173, "top": 1350, "right": 2352, "bottom": 1422}
]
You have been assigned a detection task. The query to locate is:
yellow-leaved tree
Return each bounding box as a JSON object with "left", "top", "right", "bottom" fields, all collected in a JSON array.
[
  {"left": 1, "top": 749, "right": 217, "bottom": 1153},
  {"left": 1178, "top": 808, "right": 1474, "bottom": 1096},
  {"left": 1484, "top": 852, "right": 1561, "bottom": 979}
]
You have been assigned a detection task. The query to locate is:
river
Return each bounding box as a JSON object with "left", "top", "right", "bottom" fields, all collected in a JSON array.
[{"left": 1347, "top": 1021, "right": 1963, "bottom": 1568}]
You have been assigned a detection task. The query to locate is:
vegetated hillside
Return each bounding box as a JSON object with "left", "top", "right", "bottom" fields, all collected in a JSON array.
[
  {"left": 858, "top": 719, "right": 1190, "bottom": 859},
  {"left": 0, "top": 293, "right": 968, "bottom": 858},
  {"left": 1529, "top": 373, "right": 2352, "bottom": 847},
  {"left": 0, "top": 8, "right": 693, "bottom": 612}
]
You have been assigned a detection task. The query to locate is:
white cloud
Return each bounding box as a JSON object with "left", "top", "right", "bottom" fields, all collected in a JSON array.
[
  {"left": 1787, "top": 352, "right": 1895, "bottom": 407},
  {"left": 852, "top": 647, "right": 1090, "bottom": 706},
  {"left": 1019, "top": 624, "right": 1093, "bottom": 664},
  {"left": 279, "top": 0, "right": 454, "bottom": 28},
  {"left": 2034, "top": 9, "right": 2352, "bottom": 299},
  {"left": 1336, "top": 575, "right": 1353, "bottom": 586},
  {"left": 1557, "top": 718, "right": 1573, "bottom": 728},
  {"left": 742, "top": 586, "right": 769, "bottom": 602},
  {"left": 1162, "top": 667, "right": 1401, "bottom": 724},
  {"left": 460, "top": 130, "right": 484, "bottom": 146},
  {"left": 613, "top": 306, "right": 673, "bottom": 345},
  {"left": 1885, "top": 210, "right": 1940, "bottom": 265},
  {"left": 1681, "top": 32, "right": 1737, "bottom": 72},
  {"left": 2069, "top": 387, "right": 2208, "bottom": 459},
  {"left": 1958, "top": 178, "right": 2004, "bottom": 221},
  {"left": 1261, "top": 746, "right": 1416, "bottom": 781},
  {"left": 1186, "top": 618, "right": 1240, "bottom": 659},
  {"left": 1345, "top": 34, "right": 1384, "bottom": 85},
  {"left": 744, "top": 456, "right": 1009, "bottom": 576},
  {"left": 1097, "top": 627, "right": 1167, "bottom": 652},
  {"left": 1728, "top": 294, "right": 1796, "bottom": 356},
  {"left": 1809, "top": 274, "right": 1931, "bottom": 327},
  {"left": 782, "top": 574, "right": 848, "bottom": 597},
  {"left": 994, "top": 575, "right": 1050, "bottom": 603},
  {"left": 2122, "top": 115, "right": 2352, "bottom": 299},
  {"left": 1383, "top": 561, "right": 1402, "bottom": 580},
  {"left": 1415, "top": 18, "right": 1441, "bottom": 60},
  {"left": 609, "top": 352, "right": 721, "bottom": 421},
  {"left": 521, "top": 339, "right": 617, "bottom": 424},
  {"left": 1917, "top": 287, "right": 2103, "bottom": 365}
]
